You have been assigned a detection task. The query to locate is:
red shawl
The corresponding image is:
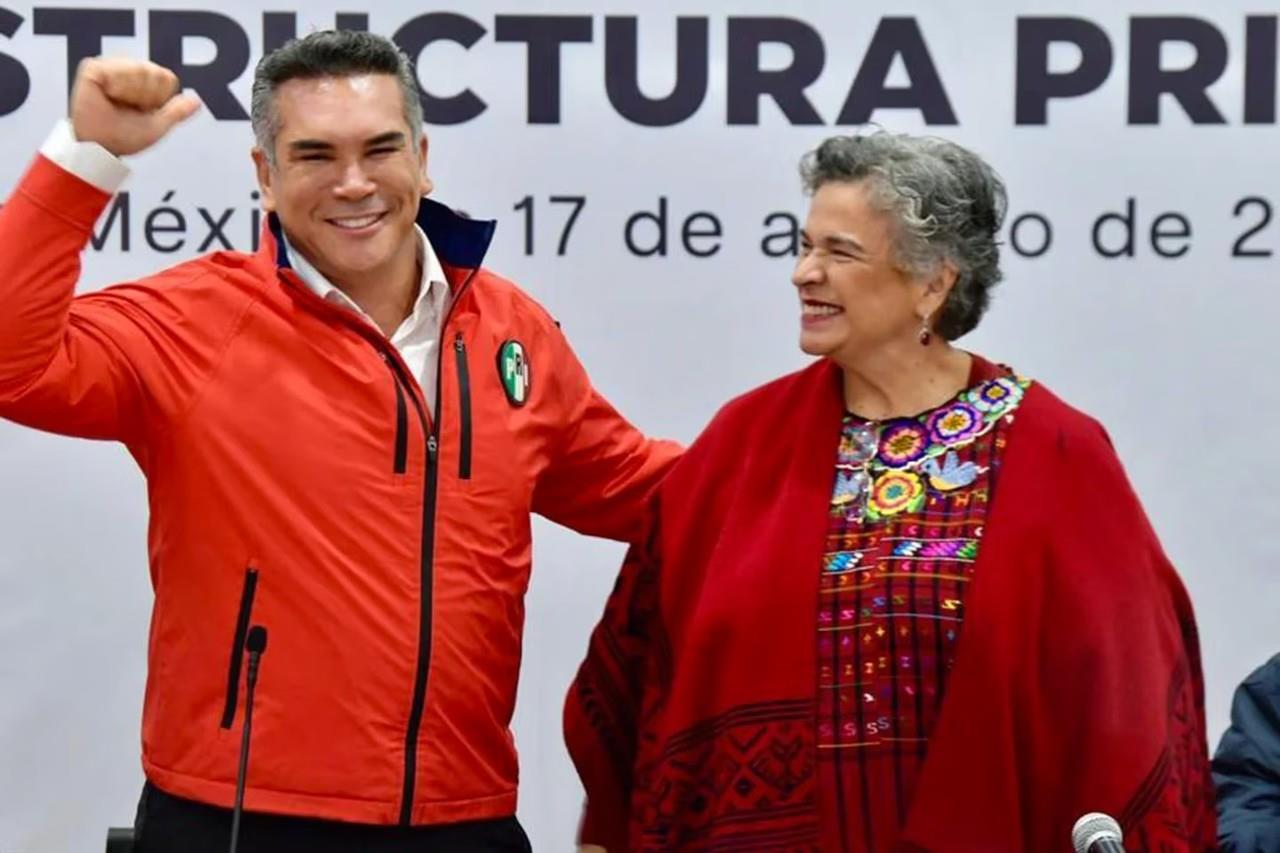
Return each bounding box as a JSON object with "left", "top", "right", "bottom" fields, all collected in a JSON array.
[{"left": 564, "top": 357, "right": 1215, "bottom": 851}]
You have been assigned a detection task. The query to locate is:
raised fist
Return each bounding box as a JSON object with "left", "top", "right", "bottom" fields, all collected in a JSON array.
[{"left": 70, "top": 57, "right": 201, "bottom": 157}]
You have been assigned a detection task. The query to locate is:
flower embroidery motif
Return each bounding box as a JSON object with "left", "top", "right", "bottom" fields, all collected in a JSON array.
[
  {"left": 877, "top": 420, "right": 930, "bottom": 468},
  {"left": 831, "top": 374, "right": 1031, "bottom": 523},
  {"left": 926, "top": 402, "right": 983, "bottom": 445},
  {"left": 967, "top": 377, "right": 1025, "bottom": 413},
  {"left": 867, "top": 470, "right": 926, "bottom": 519}
]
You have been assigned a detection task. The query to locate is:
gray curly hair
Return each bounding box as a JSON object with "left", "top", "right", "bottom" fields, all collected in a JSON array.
[{"left": 799, "top": 132, "right": 1007, "bottom": 340}]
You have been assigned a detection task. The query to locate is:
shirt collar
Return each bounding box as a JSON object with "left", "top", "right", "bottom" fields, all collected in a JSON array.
[{"left": 282, "top": 224, "right": 448, "bottom": 324}]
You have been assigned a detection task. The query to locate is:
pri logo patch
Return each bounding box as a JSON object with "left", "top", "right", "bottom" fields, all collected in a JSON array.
[{"left": 498, "top": 340, "right": 530, "bottom": 407}]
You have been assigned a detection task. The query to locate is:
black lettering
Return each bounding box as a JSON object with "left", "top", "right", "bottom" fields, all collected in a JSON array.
[
  {"left": 1092, "top": 197, "right": 1136, "bottom": 258},
  {"left": 250, "top": 191, "right": 261, "bottom": 253},
  {"left": 33, "top": 8, "right": 136, "bottom": 101},
  {"left": 549, "top": 195, "right": 586, "bottom": 255},
  {"left": 1015, "top": 17, "right": 1113, "bottom": 125},
  {"left": 1232, "top": 197, "right": 1273, "bottom": 258},
  {"left": 681, "top": 212, "right": 722, "bottom": 257},
  {"left": 727, "top": 17, "right": 824, "bottom": 125},
  {"left": 1150, "top": 212, "right": 1191, "bottom": 258},
  {"left": 262, "top": 12, "right": 292, "bottom": 55},
  {"left": 197, "top": 207, "right": 234, "bottom": 251},
  {"left": 90, "top": 192, "right": 130, "bottom": 252},
  {"left": 494, "top": 15, "right": 593, "bottom": 124},
  {"left": 513, "top": 195, "right": 534, "bottom": 255},
  {"left": 625, "top": 196, "right": 668, "bottom": 257},
  {"left": 837, "top": 18, "right": 956, "bottom": 125},
  {"left": 1244, "top": 16, "right": 1277, "bottom": 124},
  {"left": 1129, "top": 17, "right": 1227, "bottom": 124},
  {"left": 605, "top": 16, "right": 708, "bottom": 126},
  {"left": 393, "top": 13, "right": 487, "bottom": 126},
  {"left": 262, "top": 12, "right": 368, "bottom": 54},
  {"left": 761, "top": 211, "right": 800, "bottom": 257},
  {"left": 1009, "top": 213, "right": 1052, "bottom": 258},
  {"left": 144, "top": 191, "right": 187, "bottom": 253},
  {"left": 149, "top": 11, "right": 250, "bottom": 120},
  {"left": 0, "top": 8, "right": 30, "bottom": 117}
]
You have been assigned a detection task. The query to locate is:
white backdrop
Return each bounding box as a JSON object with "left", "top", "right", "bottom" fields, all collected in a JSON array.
[{"left": 1, "top": 1, "right": 1278, "bottom": 850}]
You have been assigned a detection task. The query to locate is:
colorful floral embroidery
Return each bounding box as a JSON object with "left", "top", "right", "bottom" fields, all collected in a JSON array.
[
  {"left": 818, "top": 374, "right": 1022, "bottom": 830},
  {"left": 927, "top": 402, "right": 983, "bottom": 445},
  {"left": 867, "top": 471, "right": 925, "bottom": 519},
  {"left": 830, "top": 374, "right": 1030, "bottom": 525},
  {"left": 877, "top": 420, "right": 929, "bottom": 468},
  {"left": 967, "top": 376, "right": 1025, "bottom": 413}
]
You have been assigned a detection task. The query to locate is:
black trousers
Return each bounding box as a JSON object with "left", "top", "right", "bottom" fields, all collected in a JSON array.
[{"left": 132, "top": 783, "right": 533, "bottom": 853}]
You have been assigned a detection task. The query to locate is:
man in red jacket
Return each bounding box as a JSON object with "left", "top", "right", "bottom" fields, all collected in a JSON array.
[{"left": 0, "top": 30, "right": 679, "bottom": 852}]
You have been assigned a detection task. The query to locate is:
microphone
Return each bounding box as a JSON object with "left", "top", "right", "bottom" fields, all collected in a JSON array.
[
  {"left": 229, "top": 625, "right": 268, "bottom": 853},
  {"left": 1072, "top": 812, "right": 1127, "bottom": 853}
]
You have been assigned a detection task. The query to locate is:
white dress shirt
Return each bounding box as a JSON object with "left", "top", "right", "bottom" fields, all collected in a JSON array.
[{"left": 282, "top": 227, "right": 451, "bottom": 414}]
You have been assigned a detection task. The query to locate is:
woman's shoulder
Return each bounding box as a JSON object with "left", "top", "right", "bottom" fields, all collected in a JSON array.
[
  {"left": 1011, "top": 375, "right": 1118, "bottom": 465},
  {"left": 695, "top": 358, "right": 837, "bottom": 442},
  {"left": 661, "top": 358, "right": 837, "bottom": 492},
  {"left": 1003, "top": 372, "right": 1149, "bottom": 520}
]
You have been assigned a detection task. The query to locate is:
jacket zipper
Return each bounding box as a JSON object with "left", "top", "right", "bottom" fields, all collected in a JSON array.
[
  {"left": 454, "top": 333, "right": 472, "bottom": 481},
  {"left": 275, "top": 264, "right": 476, "bottom": 822},
  {"left": 397, "top": 271, "right": 478, "bottom": 825},
  {"left": 374, "top": 347, "right": 434, "bottom": 824}
]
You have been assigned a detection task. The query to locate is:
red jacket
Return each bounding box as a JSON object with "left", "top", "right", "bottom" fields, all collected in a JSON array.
[
  {"left": 566, "top": 357, "right": 1215, "bottom": 851},
  {"left": 0, "top": 154, "right": 680, "bottom": 825}
]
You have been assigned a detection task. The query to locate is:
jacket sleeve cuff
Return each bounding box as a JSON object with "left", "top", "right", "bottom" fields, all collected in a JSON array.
[{"left": 38, "top": 118, "right": 130, "bottom": 193}]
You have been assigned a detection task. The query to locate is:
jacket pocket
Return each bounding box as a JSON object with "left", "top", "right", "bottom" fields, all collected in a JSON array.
[{"left": 219, "top": 566, "right": 259, "bottom": 729}]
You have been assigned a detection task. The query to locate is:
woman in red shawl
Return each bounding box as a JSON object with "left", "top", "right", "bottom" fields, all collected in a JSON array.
[{"left": 564, "top": 132, "right": 1215, "bottom": 852}]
